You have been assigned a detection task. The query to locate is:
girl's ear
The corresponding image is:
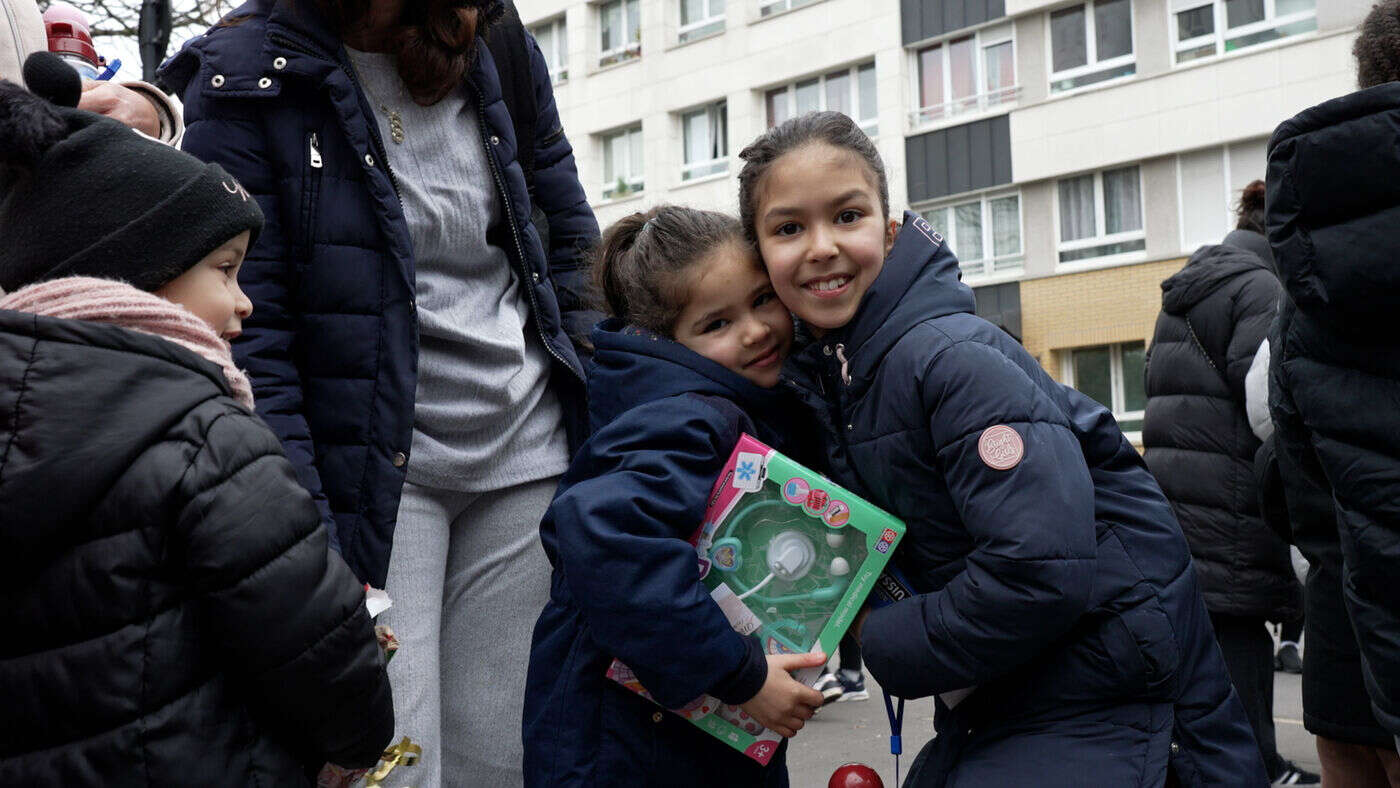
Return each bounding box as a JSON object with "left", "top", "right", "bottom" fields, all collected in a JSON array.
[{"left": 884, "top": 218, "right": 900, "bottom": 255}]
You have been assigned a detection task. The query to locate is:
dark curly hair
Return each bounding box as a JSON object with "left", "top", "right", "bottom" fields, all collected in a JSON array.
[
  {"left": 1355, "top": 0, "right": 1400, "bottom": 88},
  {"left": 591, "top": 206, "right": 750, "bottom": 335},
  {"left": 315, "top": 0, "right": 492, "bottom": 105}
]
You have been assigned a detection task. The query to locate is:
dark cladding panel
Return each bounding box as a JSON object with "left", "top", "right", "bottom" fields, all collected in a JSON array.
[
  {"left": 903, "top": 0, "right": 1006, "bottom": 44},
  {"left": 973, "top": 282, "right": 1022, "bottom": 342},
  {"left": 905, "top": 115, "right": 1012, "bottom": 204}
]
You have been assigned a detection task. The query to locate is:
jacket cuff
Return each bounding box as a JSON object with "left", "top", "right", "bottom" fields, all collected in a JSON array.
[
  {"left": 709, "top": 635, "right": 768, "bottom": 706},
  {"left": 122, "top": 80, "right": 184, "bottom": 146}
]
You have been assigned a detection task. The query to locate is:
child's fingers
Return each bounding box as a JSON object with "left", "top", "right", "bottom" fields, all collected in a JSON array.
[
  {"left": 794, "top": 683, "right": 823, "bottom": 708},
  {"left": 770, "top": 651, "right": 828, "bottom": 672}
]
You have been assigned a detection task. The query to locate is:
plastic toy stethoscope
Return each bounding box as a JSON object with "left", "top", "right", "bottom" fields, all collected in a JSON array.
[{"left": 709, "top": 498, "right": 851, "bottom": 606}]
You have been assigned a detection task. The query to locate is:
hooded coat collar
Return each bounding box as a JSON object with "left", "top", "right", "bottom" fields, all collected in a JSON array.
[
  {"left": 788, "top": 211, "right": 974, "bottom": 400},
  {"left": 1161, "top": 230, "right": 1275, "bottom": 316},
  {"left": 588, "top": 319, "right": 798, "bottom": 442}
]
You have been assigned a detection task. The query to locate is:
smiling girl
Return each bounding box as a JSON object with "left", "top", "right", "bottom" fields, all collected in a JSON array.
[
  {"left": 524, "top": 206, "right": 826, "bottom": 788},
  {"left": 737, "top": 112, "right": 1266, "bottom": 787}
]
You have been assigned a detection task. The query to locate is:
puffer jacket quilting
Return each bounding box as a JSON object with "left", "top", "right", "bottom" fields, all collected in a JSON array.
[
  {"left": 0, "top": 309, "right": 393, "bottom": 786},
  {"left": 783, "top": 213, "right": 1266, "bottom": 786},
  {"left": 156, "top": 0, "right": 598, "bottom": 587},
  {"left": 1266, "top": 83, "right": 1400, "bottom": 740},
  {"left": 1142, "top": 230, "right": 1300, "bottom": 621}
]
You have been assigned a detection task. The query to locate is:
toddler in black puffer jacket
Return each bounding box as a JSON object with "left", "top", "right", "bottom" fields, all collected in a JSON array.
[{"left": 0, "top": 68, "right": 393, "bottom": 786}]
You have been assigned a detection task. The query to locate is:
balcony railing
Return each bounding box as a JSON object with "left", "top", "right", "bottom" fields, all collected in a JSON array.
[{"left": 909, "top": 85, "right": 1020, "bottom": 128}]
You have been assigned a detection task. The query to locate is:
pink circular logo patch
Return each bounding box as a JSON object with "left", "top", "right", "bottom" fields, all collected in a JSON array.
[{"left": 978, "top": 425, "right": 1024, "bottom": 471}]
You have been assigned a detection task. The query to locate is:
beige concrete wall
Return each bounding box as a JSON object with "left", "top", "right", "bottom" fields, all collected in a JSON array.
[{"left": 1020, "top": 256, "right": 1184, "bottom": 378}]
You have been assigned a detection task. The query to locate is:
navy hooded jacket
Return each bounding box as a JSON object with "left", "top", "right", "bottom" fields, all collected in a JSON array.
[
  {"left": 523, "top": 321, "right": 816, "bottom": 788},
  {"left": 1266, "top": 83, "right": 1400, "bottom": 741},
  {"left": 783, "top": 213, "right": 1266, "bottom": 786},
  {"left": 157, "top": 0, "right": 597, "bottom": 587}
]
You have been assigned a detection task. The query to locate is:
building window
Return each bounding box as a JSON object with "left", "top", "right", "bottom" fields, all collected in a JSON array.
[
  {"left": 760, "top": 0, "right": 822, "bottom": 17},
  {"left": 599, "top": 0, "right": 641, "bottom": 67},
  {"left": 679, "top": 0, "right": 725, "bottom": 42},
  {"left": 919, "top": 192, "right": 1023, "bottom": 280},
  {"left": 1050, "top": 0, "right": 1136, "bottom": 93},
  {"left": 530, "top": 16, "right": 568, "bottom": 84},
  {"left": 601, "top": 126, "right": 644, "bottom": 200},
  {"left": 1171, "top": 0, "right": 1316, "bottom": 64},
  {"left": 1057, "top": 165, "right": 1145, "bottom": 264},
  {"left": 766, "top": 63, "right": 878, "bottom": 137},
  {"left": 1177, "top": 139, "right": 1268, "bottom": 252},
  {"left": 912, "top": 25, "right": 1017, "bottom": 126},
  {"left": 1062, "top": 341, "right": 1147, "bottom": 439},
  {"left": 682, "top": 101, "right": 728, "bottom": 181}
]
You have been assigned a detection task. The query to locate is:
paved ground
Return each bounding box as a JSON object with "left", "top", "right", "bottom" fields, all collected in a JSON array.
[{"left": 789, "top": 669, "right": 1315, "bottom": 786}]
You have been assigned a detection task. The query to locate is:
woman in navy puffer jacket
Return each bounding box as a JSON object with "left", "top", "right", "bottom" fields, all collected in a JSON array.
[{"left": 159, "top": 1, "right": 598, "bottom": 783}]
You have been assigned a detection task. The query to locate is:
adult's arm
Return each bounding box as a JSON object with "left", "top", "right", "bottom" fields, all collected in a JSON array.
[
  {"left": 862, "top": 339, "right": 1098, "bottom": 700},
  {"left": 1225, "top": 270, "right": 1280, "bottom": 406},
  {"left": 178, "top": 87, "right": 339, "bottom": 550},
  {"left": 546, "top": 398, "right": 767, "bottom": 710},
  {"left": 177, "top": 410, "right": 393, "bottom": 767},
  {"left": 525, "top": 33, "right": 602, "bottom": 351}
]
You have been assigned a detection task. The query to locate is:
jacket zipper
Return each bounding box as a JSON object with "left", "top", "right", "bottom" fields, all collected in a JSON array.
[
  {"left": 474, "top": 91, "right": 585, "bottom": 386},
  {"left": 308, "top": 133, "right": 323, "bottom": 168},
  {"left": 302, "top": 132, "right": 324, "bottom": 257},
  {"left": 270, "top": 33, "right": 402, "bottom": 202}
]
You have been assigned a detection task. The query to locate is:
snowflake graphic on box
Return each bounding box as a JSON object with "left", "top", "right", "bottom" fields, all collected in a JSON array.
[{"left": 736, "top": 461, "right": 756, "bottom": 482}]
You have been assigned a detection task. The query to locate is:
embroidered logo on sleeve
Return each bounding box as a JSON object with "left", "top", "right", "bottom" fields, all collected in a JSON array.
[{"left": 978, "top": 425, "right": 1024, "bottom": 470}]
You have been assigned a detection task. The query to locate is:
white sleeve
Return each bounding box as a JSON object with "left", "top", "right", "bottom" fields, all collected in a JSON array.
[{"left": 1245, "top": 338, "right": 1272, "bottom": 442}]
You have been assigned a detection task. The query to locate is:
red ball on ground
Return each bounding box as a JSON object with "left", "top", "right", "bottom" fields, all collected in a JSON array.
[{"left": 829, "top": 762, "right": 885, "bottom": 788}]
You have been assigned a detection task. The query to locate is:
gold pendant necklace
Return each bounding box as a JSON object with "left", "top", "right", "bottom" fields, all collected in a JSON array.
[{"left": 381, "top": 104, "right": 405, "bottom": 144}]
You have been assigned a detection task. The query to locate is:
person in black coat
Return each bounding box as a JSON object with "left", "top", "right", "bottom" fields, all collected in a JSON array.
[
  {"left": 0, "top": 79, "right": 393, "bottom": 786},
  {"left": 1266, "top": 2, "right": 1400, "bottom": 781},
  {"left": 1143, "top": 181, "right": 1313, "bottom": 784}
]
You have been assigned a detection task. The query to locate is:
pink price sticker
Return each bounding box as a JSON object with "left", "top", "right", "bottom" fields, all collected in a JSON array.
[{"left": 978, "top": 425, "right": 1024, "bottom": 471}]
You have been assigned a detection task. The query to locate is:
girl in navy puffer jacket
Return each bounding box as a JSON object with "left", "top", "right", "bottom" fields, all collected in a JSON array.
[
  {"left": 736, "top": 112, "right": 1266, "bottom": 787},
  {"left": 523, "top": 206, "right": 826, "bottom": 787}
]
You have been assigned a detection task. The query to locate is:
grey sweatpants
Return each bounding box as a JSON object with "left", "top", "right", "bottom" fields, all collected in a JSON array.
[{"left": 379, "top": 476, "right": 559, "bottom": 787}]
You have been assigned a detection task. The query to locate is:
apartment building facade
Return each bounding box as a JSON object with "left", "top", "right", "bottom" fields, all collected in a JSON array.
[{"left": 525, "top": 0, "right": 1370, "bottom": 439}]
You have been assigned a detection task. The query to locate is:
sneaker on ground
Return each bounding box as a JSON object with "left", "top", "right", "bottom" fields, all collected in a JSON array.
[
  {"left": 1275, "top": 643, "right": 1304, "bottom": 675},
  {"left": 835, "top": 668, "right": 869, "bottom": 702},
  {"left": 813, "top": 672, "right": 845, "bottom": 706},
  {"left": 1272, "top": 760, "right": 1320, "bottom": 785}
]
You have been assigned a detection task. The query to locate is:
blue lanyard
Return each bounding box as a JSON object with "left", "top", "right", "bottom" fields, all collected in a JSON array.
[{"left": 883, "top": 689, "right": 904, "bottom": 786}]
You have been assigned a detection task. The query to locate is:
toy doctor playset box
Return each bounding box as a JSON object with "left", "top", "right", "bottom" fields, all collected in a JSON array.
[{"left": 607, "top": 434, "right": 906, "bottom": 765}]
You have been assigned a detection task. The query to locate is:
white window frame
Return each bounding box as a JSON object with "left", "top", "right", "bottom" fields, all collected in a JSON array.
[
  {"left": 530, "top": 16, "right": 569, "bottom": 84},
  {"left": 678, "top": 0, "right": 725, "bottom": 43},
  {"left": 916, "top": 190, "right": 1024, "bottom": 282},
  {"left": 1169, "top": 0, "right": 1317, "bottom": 65},
  {"left": 1055, "top": 165, "right": 1147, "bottom": 267},
  {"left": 1061, "top": 341, "right": 1146, "bottom": 442},
  {"left": 759, "top": 0, "right": 823, "bottom": 18},
  {"left": 909, "top": 25, "right": 1020, "bottom": 128},
  {"left": 1048, "top": 0, "right": 1137, "bottom": 94},
  {"left": 598, "top": 0, "right": 641, "bottom": 68},
  {"left": 680, "top": 101, "right": 729, "bottom": 181},
  {"left": 765, "top": 62, "right": 878, "bottom": 138},
  {"left": 600, "top": 125, "right": 644, "bottom": 201}
]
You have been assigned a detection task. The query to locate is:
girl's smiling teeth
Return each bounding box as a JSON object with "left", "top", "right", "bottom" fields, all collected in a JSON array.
[{"left": 806, "top": 275, "right": 851, "bottom": 295}]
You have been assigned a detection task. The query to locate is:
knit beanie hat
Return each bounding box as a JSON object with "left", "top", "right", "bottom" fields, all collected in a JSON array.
[{"left": 0, "top": 59, "right": 264, "bottom": 293}]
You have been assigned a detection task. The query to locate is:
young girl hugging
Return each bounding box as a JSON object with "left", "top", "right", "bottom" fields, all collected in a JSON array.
[
  {"left": 0, "top": 81, "right": 392, "bottom": 784},
  {"left": 736, "top": 111, "right": 1268, "bottom": 787},
  {"left": 523, "top": 206, "right": 826, "bottom": 788}
]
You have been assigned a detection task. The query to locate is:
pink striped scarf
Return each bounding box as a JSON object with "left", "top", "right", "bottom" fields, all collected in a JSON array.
[{"left": 0, "top": 277, "right": 255, "bottom": 408}]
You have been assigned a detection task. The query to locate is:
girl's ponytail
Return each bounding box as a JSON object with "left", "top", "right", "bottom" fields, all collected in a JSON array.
[{"left": 590, "top": 205, "right": 748, "bottom": 336}]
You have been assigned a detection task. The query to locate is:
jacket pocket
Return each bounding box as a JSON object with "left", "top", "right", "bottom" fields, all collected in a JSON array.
[
  {"left": 299, "top": 130, "right": 324, "bottom": 262},
  {"left": 1100, "top": 603, "right": 1181, "bottom": 698}
]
